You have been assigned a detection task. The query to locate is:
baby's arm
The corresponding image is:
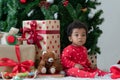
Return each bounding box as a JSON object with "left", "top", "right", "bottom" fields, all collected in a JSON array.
[{"left": 61, "top": 50, "right": 76, "bottom": 68}]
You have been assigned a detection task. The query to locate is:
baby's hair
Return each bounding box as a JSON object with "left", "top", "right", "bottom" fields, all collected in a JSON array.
[{"left": 67, "top": 20, "right": 88, "bottom": 37}]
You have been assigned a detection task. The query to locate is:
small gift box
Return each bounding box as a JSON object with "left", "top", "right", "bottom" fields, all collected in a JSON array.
[
  {"left": 0, "top": 45, "right": 36, "bottom": 73},
  {"left": 0, "top": 27, "right": 21, "bottom": 45},
  {"left": 22, "top": 20, "right": 60, "bottom": 57}
]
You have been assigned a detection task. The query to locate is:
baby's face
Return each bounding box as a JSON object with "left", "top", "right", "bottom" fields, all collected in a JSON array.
[{"left": 69, "top": 28, "right": 87, "bottom": 46}]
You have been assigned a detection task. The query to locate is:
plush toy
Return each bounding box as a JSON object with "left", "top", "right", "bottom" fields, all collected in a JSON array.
[{"left": 37, "top": 51, "right": 62, "bottom": 74}]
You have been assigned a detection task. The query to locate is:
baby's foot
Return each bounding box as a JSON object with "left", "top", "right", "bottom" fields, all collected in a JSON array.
[
  {"left": 98, "top": 70, "right": 109, "bottom": 76},
  {"left": 79, "top": 71, "right": 97, "bottom": 78}
]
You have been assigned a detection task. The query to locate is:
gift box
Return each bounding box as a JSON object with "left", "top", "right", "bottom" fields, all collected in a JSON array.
[
  {"left": 0, "top": 27, "right": 22, "bottom": 45},
  {"left": 22, "top": 20, "right": 60, "bottom": 57},
  {"left": 0, "top": 45, "right": 36, "bottom": 72}
]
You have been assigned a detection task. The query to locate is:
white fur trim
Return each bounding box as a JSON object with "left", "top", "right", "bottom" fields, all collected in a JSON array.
[{"left": 111, "top": 64, "right": 120, "bottom": 68}]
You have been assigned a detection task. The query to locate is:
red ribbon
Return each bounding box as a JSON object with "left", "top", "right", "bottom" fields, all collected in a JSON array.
[
  {"left": 22, "top": 20, "right": 43, "bottom": 49},
  {"left": 22, "top": 20, "right": 59, "bottom": 49},
  {"left": 0, "top": 45, "right": 34, "bottom": 73}
]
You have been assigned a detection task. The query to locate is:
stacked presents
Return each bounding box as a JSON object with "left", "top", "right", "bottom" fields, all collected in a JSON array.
[{"left": 0, "top": 20, "right": 64, "bottom": 79}]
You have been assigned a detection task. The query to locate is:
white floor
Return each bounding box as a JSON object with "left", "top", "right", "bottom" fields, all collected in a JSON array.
[{"left": 23, "top": 74, "right": 120, "bottom": 80}]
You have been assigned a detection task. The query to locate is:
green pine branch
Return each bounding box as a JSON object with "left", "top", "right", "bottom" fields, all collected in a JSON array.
[
  {"left": 41, "top": 5, "right": 58, "bottom": 19},
  {"left": 65, "top": 3, "right": 77, "bottom": 20}
]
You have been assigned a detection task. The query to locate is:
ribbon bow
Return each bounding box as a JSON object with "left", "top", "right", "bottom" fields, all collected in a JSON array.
[
  {"left": 0, "top": 45, "right": 34, "bottom": 73},
  {"left": 22, "top": 20, "right": 43, "bottom": 49}
]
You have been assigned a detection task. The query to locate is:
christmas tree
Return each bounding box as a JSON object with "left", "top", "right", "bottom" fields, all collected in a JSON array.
[{"left": 0, "top": 0, "right": 103, "bottom": 55}]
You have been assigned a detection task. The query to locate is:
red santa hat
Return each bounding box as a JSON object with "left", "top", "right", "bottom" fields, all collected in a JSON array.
[{"left": 110, "top": 64, "right": 120, "bottom": 79}]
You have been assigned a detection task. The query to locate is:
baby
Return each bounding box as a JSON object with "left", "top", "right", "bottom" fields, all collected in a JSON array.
[{"left": 61, "top": 20, "right": 108, "bottom": 78}]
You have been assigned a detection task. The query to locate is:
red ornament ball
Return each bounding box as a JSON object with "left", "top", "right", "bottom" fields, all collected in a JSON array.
[
  {"left": 20, "top": 0, "right": 26, "bottom": 3},
  {"left": 6, "top": 35, "right": 16, "bottom": 43}
]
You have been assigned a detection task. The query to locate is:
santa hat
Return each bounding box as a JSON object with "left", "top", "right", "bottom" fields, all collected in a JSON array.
[{"left": 110, "top": 64, "right": 120, "bottom": 79}]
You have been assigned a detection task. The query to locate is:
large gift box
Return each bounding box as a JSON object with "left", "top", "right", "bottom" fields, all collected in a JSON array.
[
  {"left": 0, "top": 45, "right": 36, "bottom": 72},
  {"left": 22, "top": 20, "right": 60, "bottom": 57}
]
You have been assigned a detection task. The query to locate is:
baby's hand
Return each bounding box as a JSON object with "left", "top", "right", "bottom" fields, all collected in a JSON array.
[
  {"left": 74, "top": 64, "right": 84, "bottom": 69},
  {"left": 90, "top": 64, "right": 97, "bottom": 69}
]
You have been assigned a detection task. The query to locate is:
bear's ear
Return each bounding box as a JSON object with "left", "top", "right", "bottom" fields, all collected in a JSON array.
[{"left": 42, "top": 51, "right": 47, "bottom": 55}]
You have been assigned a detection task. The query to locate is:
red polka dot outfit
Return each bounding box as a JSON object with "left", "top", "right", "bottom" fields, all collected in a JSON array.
[{"left": 61, "top": 45, "right": 108, "bottom": 78}]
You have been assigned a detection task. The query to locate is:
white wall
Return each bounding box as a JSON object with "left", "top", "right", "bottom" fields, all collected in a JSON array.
[{"left": 97, "top": 0, "right": 120, "bottom": 71}]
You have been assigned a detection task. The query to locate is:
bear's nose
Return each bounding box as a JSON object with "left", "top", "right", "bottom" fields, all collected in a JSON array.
[{"left": 48, "top": 58, "right": 54, "bottom": 62}]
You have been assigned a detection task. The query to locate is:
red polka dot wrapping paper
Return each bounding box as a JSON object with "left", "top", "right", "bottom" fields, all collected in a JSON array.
[{"left": 22, "top": 20, "right": 60, "bottom": 57}]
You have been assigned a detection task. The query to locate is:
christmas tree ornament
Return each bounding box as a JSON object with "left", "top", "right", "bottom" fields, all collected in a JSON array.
[
  {"left": 27, "top": 9, "right": 35, "bottom": 17},
  {"left": 20, "top": 0, "right": 26, "bottom": 3},
  {"left": 39, "top": 1, "right": 50, "bottom": 9},
  {"left": 63, "top": 0, "right": 69, "bottom": 6},
  {"left": 46, "top": 0, "right": 54, "bottom": 4},
  {"left": 86, "top": 0, "right": 89, "bottom": 2},
  {"left": 6, "top": 35, "right": 18, "bottom": 45},
  {"left": 54, "top": 12, "right": 58, "bottom": 19},
  {"left": 88, "top": 12, "right": 94, "bottom": 18},
  {"left": 81, "top": 8, "right": 87, "bottom": 12}
]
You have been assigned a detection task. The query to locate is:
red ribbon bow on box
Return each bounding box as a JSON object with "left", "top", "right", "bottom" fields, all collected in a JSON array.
[
  {"left": 0, "top": 45, "right": 34, "bottom": 73},
  {"left": 22, "top": 20, "right": 43, "bottom": 49},
  {"left": 22, "top": 20, "right": 60, "bottom": 49}
]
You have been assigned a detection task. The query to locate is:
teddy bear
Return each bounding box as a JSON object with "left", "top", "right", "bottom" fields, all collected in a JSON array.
[{"left": 37, "top": 51, "right": 63, "bottom": 74}]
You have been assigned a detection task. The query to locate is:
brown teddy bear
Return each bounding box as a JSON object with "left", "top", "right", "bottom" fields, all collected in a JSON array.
[{"left": 37, "top": 51, "right": 62, "bottom": 74}]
